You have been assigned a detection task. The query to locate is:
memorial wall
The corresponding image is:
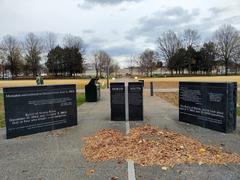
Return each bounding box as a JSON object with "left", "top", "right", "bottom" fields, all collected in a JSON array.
[
  {"left": 128, "top": 82, "right": 143, "bottom": 121},
  {"left": 110, "top": 83, "right": 126, "bottom": 121},
  {"left": 4, "top": 84, "right": 77, "bottom": 139},
  {"left": 179, "top": 82, "right": 237, "bottom": 133}
]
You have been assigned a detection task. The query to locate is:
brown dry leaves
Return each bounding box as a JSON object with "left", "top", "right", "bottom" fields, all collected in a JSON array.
[
  {"left": 82, "top": 125, "right": 240, "bottom": 167},
  {"left": 85, "top": 168, "right": 96, "bottom": 176},
  {"left": 155, "top": 92, "right": 179, "bottom": 106}
]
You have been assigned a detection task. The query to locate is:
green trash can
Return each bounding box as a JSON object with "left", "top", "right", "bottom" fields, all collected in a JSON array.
[{"left": 85, "top": 78, "right": 101, "bottom": 102}]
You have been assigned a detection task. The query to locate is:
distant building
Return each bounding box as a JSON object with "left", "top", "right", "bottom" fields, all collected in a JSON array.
[{"left": 84, "top": 63, "right": 96, "bottom": 76}]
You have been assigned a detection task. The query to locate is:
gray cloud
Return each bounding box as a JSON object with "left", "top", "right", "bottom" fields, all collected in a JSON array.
[
  {"left": 77, "top": 2, "right": 93, "bottom": 9},
  {"left": 200, "top": 8, "right": 240, "bottom": 39},
  {"left": 83, "top": 0, "right": 142, "bottom": 5},
  {"left": 119, "top": 8, "right": 128, "bottom": 12},
  {"left": 105, "top": 45, "right": 140, "bottom": 56},
  {"left": 126, "top": 5, "right": 240, "bottom": 44},
  {"left": 85, "top": 37, "right": 108, "bottom": 50},
  {"left": 83, "top": 29, "right": 95, "bottom": 34},
  {"left": 77, "top": 0, "right": 143, "bottom": 9},
  {"left": 209, "top": 7, "right": 228, "bottom": 16},
  {"left": 126, "top": 7, "right": 200, "bottom": 41}
]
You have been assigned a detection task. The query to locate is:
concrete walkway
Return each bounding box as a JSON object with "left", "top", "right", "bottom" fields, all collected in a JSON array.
[
  {"left": 132, "top": 93, "right": 240, "bottom": 180},
  {"left": 0, "top": 87, "right": 240, "bottom": 179}
]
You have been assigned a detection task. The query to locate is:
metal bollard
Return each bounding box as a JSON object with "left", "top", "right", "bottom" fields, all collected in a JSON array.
[{"left": 150, "top": 82, "right": 153, "bottom": 96}]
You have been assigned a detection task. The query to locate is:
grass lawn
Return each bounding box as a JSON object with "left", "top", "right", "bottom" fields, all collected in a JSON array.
[
  {"left": 142, "top": 75, "right": 240, "bottom": 89},
  {"left": 238, "top": 107, "right": 240, "bottom": 116},
  {"left": 77, "top": 93, "right": 85, "bottom": 106},
  {"left": 0, "top": 79, "right": 107, "bottom": 90},
  {"left": 0, "top": 93, "right": 85, "bottom": 128}
]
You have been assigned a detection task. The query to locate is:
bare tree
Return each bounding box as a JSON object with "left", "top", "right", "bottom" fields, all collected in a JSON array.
[
  {"left": 156, "top": 30, "right": 181, "bottom": 73},
  {"left": 128, "top": 55, "right": 137, "bottom": 76},
  {"left": 137, "top": 49, "right": 157, "bottom": 77},
  {"left": 44, "top": 32, "right": 57, "bottom": 52},
  {"left": 182, "top": 28, "right": 201, "bottom": 48},
  {"left": 93, "top": 52, "right": 100, "bottom": 77},
  {"left": 63, "top": 34, "right": 85, "bottom": 53},
  {"left": 232, "top": 45, "right": 240, "bottom": 74},
  {"left": 111, "top": 62, "right": 120, "bottom": 77},
  {"left": 24, "top": 33, "right": 43, "bottom": 77},
  {"left": 0, "top": 48, "right": 6, "bottom": 78},
  {"left": 93, "top": 50, "right": 112, "bottom": 78},
  {"left": 214, "top": 24, "right": 240, "bottom": 75},
  {"left": 1, "top": 35, "right": 22, "bottom": 78}
]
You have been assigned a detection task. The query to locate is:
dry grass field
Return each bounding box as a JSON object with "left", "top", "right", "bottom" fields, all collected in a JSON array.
[
  {"left": 155, "top": 92, "right": 179, "bottom": 106},
  {"left": 148, "top": 75, "right": 240, "bottom": 115},
  {"left": 0, "top": 79, "right": 107, "bottom": 90},
  {"left": 0, "top": 76, "right": 239, "bottom": 89},
  {"left": 142, "top": 76, "right": 240, "bottom": 89}
]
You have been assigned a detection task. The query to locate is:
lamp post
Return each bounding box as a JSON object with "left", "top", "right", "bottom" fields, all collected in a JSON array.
[
  {"left": 107, "top": 64, "right": 109, "bottom": 89},
  {"left": 104, "top": 63, "right": 110, "bottom": 89}
]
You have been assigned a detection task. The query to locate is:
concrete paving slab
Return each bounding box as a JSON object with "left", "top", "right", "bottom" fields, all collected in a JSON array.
[
  {"left": 0, "top": 90, "right": 128, "bottom": 180},
  {"left": 130, "top": 94, "right": 240, "bottom": 180}
]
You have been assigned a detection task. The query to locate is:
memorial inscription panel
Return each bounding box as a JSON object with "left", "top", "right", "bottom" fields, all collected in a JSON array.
[
  {"left": 110, "top": 83, "right": 126, "bottom": 121},
  {"left": 4, "top": 84, "right": 77, "bottom": 139},
  {"left": 128, "top": 82, "right": 143, "bottom": 121},
  {"left": 179, "top": 82, "right": 237, "bottom": 133}
]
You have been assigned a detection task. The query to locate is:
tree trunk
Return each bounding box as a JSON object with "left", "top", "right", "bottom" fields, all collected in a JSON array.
[
  {"left": 95, "top": 68, "right": 99, "bottom": 78},
  {"left": 225, "top": 58, "right": 228, "bottom": 75}
]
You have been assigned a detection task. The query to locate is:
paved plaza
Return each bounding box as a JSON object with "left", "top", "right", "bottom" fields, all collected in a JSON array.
[{"left": 0, "top": 84, "right": 240, "bottom": 180}]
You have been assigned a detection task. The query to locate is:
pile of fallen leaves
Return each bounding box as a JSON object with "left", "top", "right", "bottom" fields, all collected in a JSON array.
[{"left": 82, "top": 125, "right": 240, "bottom": 167}]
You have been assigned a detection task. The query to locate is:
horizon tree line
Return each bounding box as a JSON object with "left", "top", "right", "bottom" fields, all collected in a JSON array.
[
  {"left": 0, "top": 24, "right": 240, "bottom": 79},
  {"left": 0, "top": 32, "right": 120, "bottom": 79},
  {"left": 133, "top": 24, "right": 240, "bottom": 76},
  {"left": 0, "top": 33, "right": 86, "bottom": 78}
]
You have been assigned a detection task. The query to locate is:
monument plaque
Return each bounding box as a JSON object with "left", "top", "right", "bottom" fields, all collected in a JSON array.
[
  {"left": 110, "top": 83, "right": 126, "bottom": 121},
  {"left": 128, "top": 82, "right": 143, "bottom": 121},
  {"left": 3, "top": 84, "right": 77, "bottom": 139},
  {"left": 179, "top": 82, "right": 237, "bottom": 133}
]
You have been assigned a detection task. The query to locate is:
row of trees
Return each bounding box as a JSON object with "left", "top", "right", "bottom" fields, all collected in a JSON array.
[
  {"left": 1, "top": 24, "right": 239, "bottom": 79},
  {"left": 156, "top": 24, "right": 240, "bottom": 75},
  {"left": 0, "top": 33, "right": 86, "bottom": 78},
  {"left": 93, "top": 50, "right": 120, "bottom": 78},
  {"left": 134, "top": 24, "right": 240, "bottom": 76},
  {"left": 0, "top": 32, "right": 120, "bottom": 79},
  {"left": 0, "top": 33, "right": 42, "bottom": 78}
]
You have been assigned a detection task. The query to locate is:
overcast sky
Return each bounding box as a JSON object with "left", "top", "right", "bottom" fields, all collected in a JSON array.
[{"left": 0, "top": 0, "right": 240, "bottom": 67}]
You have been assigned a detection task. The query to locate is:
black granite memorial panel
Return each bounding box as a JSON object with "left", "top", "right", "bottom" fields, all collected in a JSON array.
[
  {"left": 3, "top": 84, "right": 77, "bottom": 139},
  {"left": 179, "top": 82, "right": 237, "bottom": 133},
  {"left": 110, "top": 83, "right": 126, "bottom": 121},
  {"left": 128, "top": 82, "right": 143, "bottom": 121}
]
